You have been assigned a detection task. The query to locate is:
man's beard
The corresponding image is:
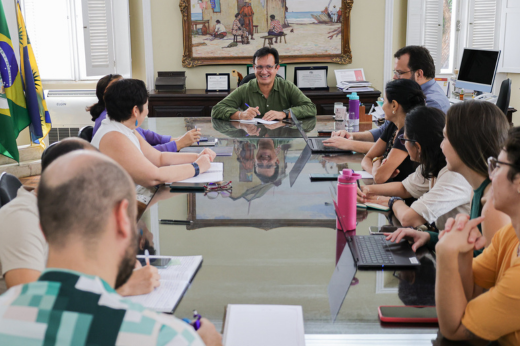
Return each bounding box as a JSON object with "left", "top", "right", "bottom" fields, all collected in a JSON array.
[{"left": 114, "top": 224, "right": 138, "bottom": 289}]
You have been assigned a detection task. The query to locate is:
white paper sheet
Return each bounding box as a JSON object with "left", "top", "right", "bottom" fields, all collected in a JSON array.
[
  {"left": 171, "top": 162, "right": 223, "bottom": 184},
  {"left": 230, "top": 119, "right": 279, "bottom": 125},
  {"left": 223, "top": 305, "right": 305, "bottom": 346},
  {"left": 128, "top": 255, "right": 203, "bottom": 312},
  {"left": 355, "top": 170, "right": 373, "bottom": 179}
]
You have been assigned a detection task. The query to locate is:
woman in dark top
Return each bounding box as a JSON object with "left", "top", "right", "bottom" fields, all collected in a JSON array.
[{"left": 362, "top": 79, "right": 425, "bottom": 183}]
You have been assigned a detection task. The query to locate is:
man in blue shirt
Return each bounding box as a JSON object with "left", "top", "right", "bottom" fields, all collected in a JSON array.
[{"left": 325, "top": 46, "right": 450, "bottom": 153}]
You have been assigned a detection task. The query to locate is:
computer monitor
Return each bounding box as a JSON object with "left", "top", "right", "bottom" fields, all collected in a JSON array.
[{"left": 455, "top": 48, "right": 501, "bottom": 93}]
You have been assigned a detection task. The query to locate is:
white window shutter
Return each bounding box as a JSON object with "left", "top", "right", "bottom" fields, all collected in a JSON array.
[
  {"left": 467, "top": 0, "right": 498, "bottom": 49},
  {"left": 406, "top": 0, "right": 443, "bottom": 74},
  {"left": 498, "top": 0, "right": 520, "bottom": 73},
  {"left": 81, "top": 0, "right": 115, "bottom": 77}
]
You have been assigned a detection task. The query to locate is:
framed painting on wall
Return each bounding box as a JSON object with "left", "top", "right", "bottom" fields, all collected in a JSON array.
[{"left": 180, "top": 0, "right": 353, "bottom": 67}]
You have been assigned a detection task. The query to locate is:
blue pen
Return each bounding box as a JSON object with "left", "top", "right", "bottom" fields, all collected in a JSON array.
[
  {"left": 182, "top": 310, "right": 202, "bottom": 331},
  {"left": 245, "top": 103, "right": 250, "bottom": 108}
]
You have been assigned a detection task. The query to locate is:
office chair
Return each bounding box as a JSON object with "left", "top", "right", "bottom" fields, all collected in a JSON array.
[
  {"left": 40, "top": 141, "right": 60, "bottom": 164},
  {"left": 496, "top": 78, "right": 511, "bottom": 116},
  {"left": 0, "top": 172, "right": 22, "bottom": 208},
  {"left": 78, "top": 125, "right": 94, "bottom": 142},
  {"left": 238, "top": 73, "right": 283, "bottom": 87}
]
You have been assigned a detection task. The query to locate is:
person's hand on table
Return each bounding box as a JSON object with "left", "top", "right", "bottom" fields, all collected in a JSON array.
[
  {"left": 262, "top": 110, "right": 285, "bottom": 121},
  {"left": 176, "top": 128, "right": 202, "bottom": 150},
  {"left": 323, "top": 137, "right": 350, "bottom": 149},
  {"left": 195, "top": 155, "right": 212, "bottom": 173},
  {"left": 116, "top": 264, "right": 160, "bottom": 297},
  {"left": 198, "top": 148, "right": 216, "bottom": 161},
  {"left": 240, "top": 107, "right": 260, "bottom": 120},
  {"left": 331, "top": 130, "right": 353, "bottom": 139},
  {"left": 363, "top": 194, "right": 390, "bottom": 207},
  {"left": 436, "top": 216, "right": 486, "bottom": 254},
  {"left": 197, "top": 318, "right": 223, "bottom": 346},
  {"left": 385, "top": 228, "right": 431, "bottom": 252}
]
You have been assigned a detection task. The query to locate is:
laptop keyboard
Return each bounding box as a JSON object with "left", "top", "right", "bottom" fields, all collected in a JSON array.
[
  {"left": 354, "top": 236, "right": 396, "bottom": 265},
  {"left": 311, "top": 139, "right": 341, "bottom": 151}
]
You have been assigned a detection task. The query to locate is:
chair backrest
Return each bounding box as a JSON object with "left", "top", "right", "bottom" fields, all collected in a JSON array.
[
  {"left": 78, "top": 125, "right": 94, "bottom": 142},
  {"left": 496, "top": 78, "right": 511, "bottom": 116},
  {"left": 238, "top": 73, "right": 283, "bottom": 87},
  {"left": 41, "top": 141, "right": 60, "bottom": 166},
  {"left": 0, "top": 172, "right": 22, "bottom": 208}
]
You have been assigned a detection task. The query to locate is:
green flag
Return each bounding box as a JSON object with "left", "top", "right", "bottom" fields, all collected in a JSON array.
[{"left": 0, "top": 1, "right": 30, "bottom": 162}]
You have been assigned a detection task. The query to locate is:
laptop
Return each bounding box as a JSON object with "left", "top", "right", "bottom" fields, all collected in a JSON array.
[
  {"left": 290, "top": 110, "right": 352, "bottom": 153},
  {"left": 333, "top": 200, "right": 420, "bottom": 269}
]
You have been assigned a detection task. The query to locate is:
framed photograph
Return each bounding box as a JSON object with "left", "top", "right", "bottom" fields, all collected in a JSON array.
[
  {"left": 294, "top": 66, "right": 328, "bottom": 90},
  {"left": 247, "top": 64, "right": 286, "bottom": 79},
  {"left": 206, "top": 73, "right": 231, "bottom": 92},
  {"left": 180, "top": 0, "right": 353, "bottom": 67}
]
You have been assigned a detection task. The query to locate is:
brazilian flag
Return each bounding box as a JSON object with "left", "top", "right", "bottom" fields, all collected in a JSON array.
[
  {"left": 17, "top": 0, "right": 51, "bottom": 145},
  {"left": 0, "top": 1, "right": 30, "bottom": 162}
]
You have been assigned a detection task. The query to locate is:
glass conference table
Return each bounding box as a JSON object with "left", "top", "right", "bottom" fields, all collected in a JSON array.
[{"left": 138, "top": 117, "right": 477, "bottom": 346}]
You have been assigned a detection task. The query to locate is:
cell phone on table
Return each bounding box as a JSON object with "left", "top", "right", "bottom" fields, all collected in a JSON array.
[
  {"left": 199, "top": 137, "right": 208, "bottom": 142},
  {"left": 369, "top": 225, "right": 398, "bottom": 235},
  {"left": 137, "top": 257, "right": 171, "bottom": 269},
  {"left": 378, "top": 306, "right": 438, "bottom": 323},
  {"left": 318, "top": 130, "right": 333, "bottom": 137},
  {"left": 309, "top": 173, "right": 339, "bottom": 181}
]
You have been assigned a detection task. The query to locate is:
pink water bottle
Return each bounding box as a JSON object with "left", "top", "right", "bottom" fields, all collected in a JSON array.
[{"left": 337, "top": 169, "right": 361, "bottom": 231}]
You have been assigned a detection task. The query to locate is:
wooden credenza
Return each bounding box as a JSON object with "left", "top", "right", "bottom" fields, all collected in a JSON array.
[{"left": 147, "top": 88, "right": 382, "bottom": 118}]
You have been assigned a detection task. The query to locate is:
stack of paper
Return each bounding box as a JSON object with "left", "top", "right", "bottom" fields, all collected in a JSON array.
[
  {"left": 223, "top": 305, "right": 305, "bottom": 346},
  {"left": 127, "top": 255, "right": 203, "bottom": 312},
  {"left": 337, "top": 81, "right": 374, "bottom": 92},
  {"left": 230, "top": 119, "right": 278, "bottom": 125}
]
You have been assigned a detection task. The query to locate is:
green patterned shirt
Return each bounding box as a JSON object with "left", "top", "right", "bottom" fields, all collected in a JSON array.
[{"left": 0, "top": 269, "right": 204, "bottom": 346}]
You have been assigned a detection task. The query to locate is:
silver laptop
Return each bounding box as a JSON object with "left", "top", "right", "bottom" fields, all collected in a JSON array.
[{"left": 290, "top": 110, "right": 351, "bottom": 153}]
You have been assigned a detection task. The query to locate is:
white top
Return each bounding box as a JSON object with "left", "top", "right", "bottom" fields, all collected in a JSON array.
[
  {"left": 215, "top": 23, "right": 226, "bottom": 34},
  {"left": 91, "top": 118, "right": 142, "bottom": 153},
  {"left": 0, "top": 187, "right": 48, "bottom": 293},
  {"left": 402, "top": 165, "right": 472, "bottom": 230}
]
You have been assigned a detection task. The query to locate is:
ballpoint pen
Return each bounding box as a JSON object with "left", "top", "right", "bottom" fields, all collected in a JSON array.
[
  {"left": 159, "top": 219, "right": 193, "bottom": 225},
  {"left": 195, "top": 126, "right": 199, "bottom": 145},
  {"left": 182, "top": 310, "right": 202, "bottom": 331},
  {"left": 245, "top": 103, "right": 250, "bottom": 108}
]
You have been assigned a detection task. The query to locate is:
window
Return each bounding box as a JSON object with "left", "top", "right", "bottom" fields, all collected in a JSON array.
[
  {"left": 19, "top": 0, "right": 130, "bottom": 82},
  {"left": 406, "top": 0, "right": 500, "bottom": 74}
]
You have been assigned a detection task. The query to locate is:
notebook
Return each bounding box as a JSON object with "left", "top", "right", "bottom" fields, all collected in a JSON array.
[
  {"left": 127, "top": 255, "right": 203, "bottom": 313},
  {"left": 169, "top": 162, "right": 223, "bottom": 184},
  {"left": 223, "top": 304, "right": 305, "bottom": 346}
]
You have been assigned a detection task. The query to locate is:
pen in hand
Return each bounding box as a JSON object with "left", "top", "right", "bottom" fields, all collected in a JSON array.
[
  {"left": 195, "top": 126, "right": 199, "bottom": 145},
  {"left": 182, "top": 310, "right": 202, "bottom": 331}
]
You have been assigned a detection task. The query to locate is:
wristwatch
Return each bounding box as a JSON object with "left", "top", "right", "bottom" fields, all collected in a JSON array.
[
  {"left": 191, "top": 162, "right": 200, "bottom": 177},
  {"left": 388, "top": 196, "right": 403, "bottom": 211},
  {"left": 282, "top": 109, "right": 290, "bottom": 119}
]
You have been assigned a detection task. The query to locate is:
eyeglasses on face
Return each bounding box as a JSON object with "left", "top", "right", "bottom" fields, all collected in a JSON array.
[
  {"left": 393, "top": 69, "right": 413, "bottom": 78},
  {"left": 254, "top": 65, "right": 277, "bottom": 71},
  {"left": 487, "top": 157, "right": 520, "bottom": 178},
  {"left": 397, "top": 134, "right": 418, "bottom": 146}
]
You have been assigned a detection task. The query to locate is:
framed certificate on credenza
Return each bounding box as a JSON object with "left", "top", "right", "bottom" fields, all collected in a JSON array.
[
  {"left": 206, "top": 73, "right": 230, "bottom": 92},
  {"left": 294, "top": 66, "right": 328, "bottom": 91}
]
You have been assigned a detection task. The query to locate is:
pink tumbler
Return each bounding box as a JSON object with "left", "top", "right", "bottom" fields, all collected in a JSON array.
[{"left": 337, "top": 169, "right": 361, "bottom": 231}]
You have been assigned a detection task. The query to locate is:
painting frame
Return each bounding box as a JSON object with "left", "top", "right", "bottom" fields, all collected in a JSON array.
[{"left": 179, "top": 0, "right": 354, "bottom": 67}]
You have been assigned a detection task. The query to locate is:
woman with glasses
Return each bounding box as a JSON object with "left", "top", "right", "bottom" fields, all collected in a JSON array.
[
  {"left": 434, "top": 126, "right": 520, "bottom": 343},
  {"left": 359, "top": 106, "right": 472, "bottom": 234},
  {"left": 386, "top": 101, "right": 510, "bottom": 256},
  {"left": 360, "top": 79, "right": 425, "bottom": 184}
]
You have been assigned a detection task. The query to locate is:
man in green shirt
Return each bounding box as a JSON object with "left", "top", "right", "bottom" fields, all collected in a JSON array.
[{"left": 211, "top": 47, "right": 317, "bottom": 121}]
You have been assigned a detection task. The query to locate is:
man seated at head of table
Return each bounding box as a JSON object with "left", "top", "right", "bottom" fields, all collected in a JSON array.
[
  {"left": 0, "top": 150, "right": 222, "bottom": 346},
  {"left": 435, "top": 127, "right": 520, "bottom": 345},
  {"left": 211, "top": 47, "right": 317, "bottom": 121},
  {"left": 91, "top": 78, "right": 216, "bottom": 187},
  {"left": 0, "top": 138, "right": 158, "bottom": 297},
  {"left": 324, "top": 45, "right": 450, "bottom": 153}
]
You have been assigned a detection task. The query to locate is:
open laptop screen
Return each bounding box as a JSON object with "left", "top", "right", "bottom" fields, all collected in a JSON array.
[{"left": 290, "top": 109, "right": 310, "bottom": 142}]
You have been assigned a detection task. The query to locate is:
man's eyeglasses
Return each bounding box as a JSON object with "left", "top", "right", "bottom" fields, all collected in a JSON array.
[
  {"left": 254, "top": 65, "right": 277, "bottom": 71},
  {"left": 204, "top": 181, "right": 232, "bottom": 199},
  {"left": 487, "top": 157, "right": 520, "bottom": 178},
  {"left": 397, "top": 134, "right": 417, "bottom": 146},
  {"left": 393, "top": 70, "right": 413, "bottom": 78}
]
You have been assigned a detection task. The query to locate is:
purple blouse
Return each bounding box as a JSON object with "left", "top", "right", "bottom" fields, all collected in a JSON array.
[{"left": 92, "top": 110, "right": 177, "bottom": 152}]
